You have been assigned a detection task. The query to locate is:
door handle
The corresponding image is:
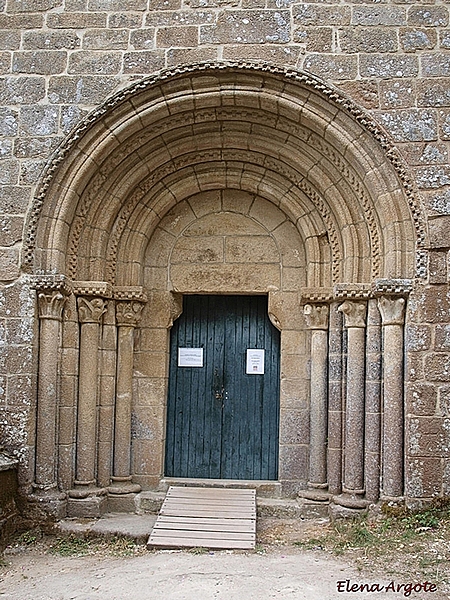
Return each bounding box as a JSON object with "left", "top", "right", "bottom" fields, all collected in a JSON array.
[{"left": 215, "top": 387, "right": 224, "bottom": 400}]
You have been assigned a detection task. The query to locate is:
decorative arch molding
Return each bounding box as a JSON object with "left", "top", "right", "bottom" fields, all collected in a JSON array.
[{"left": 26, "top": 61, "right": 423, "bottom": 283}]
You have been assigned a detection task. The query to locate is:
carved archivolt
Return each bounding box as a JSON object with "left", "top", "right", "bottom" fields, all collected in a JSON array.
[{"left": 26, "top": 62, "right": 422, "bottom": 285}]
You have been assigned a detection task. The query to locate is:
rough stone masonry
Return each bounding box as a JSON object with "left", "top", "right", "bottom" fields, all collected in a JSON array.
[{"left": 0, "top": 0, "right": 450, "bottom": 520}]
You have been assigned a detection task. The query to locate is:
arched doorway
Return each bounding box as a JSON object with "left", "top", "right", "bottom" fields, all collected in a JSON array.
[{"left": 27, "top": 63, "right": 421, "bottom": 516}]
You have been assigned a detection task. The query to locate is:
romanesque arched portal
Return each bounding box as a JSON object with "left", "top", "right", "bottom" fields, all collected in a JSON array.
[{"left": 28, "top": 63, "right": 421, "bottom": 517}]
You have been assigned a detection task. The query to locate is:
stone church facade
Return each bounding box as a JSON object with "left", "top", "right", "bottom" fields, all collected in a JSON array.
[{"left": 1, "top": 0, "right": 450, "bottom": 518}]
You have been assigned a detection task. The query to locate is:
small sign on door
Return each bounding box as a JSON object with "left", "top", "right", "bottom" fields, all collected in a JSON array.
[
  {"left": 246, "top": 349, "right": 265, "bottom": 374},
  {"left": 178, "top": 348, "right": 204, "bottom": 367}
]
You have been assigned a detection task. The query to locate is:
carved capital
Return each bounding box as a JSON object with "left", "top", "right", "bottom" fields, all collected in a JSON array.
[
  {"left": 77, "top": 296, "right": 107, "bottom": 324},
  {"left": 378, "top": 296, "right": 406, "bottom": 326},
  {"left": 304, "top": 303, "right": 329, "bottom": 330},
  {"left": 37, "top": 289, "right": 67, "bottom": 321},
  {"left": 338, "top": 300, "right": 367, "bottom": 328},
  {"left": 115, "top": 300, "right": 144, "bottom": 327}
]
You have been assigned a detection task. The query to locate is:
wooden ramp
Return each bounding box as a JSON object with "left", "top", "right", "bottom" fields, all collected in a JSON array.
[{"left": 147, "top": 486, "right": 256, "bottom": 550}]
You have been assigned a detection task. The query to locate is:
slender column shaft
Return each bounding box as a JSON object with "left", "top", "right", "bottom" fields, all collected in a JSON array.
[
  {"left": 75, "top": 296, "right": 106, "bottom": 487},
  {"left": 35, "top": 290, "right": 66, "bottom": 491},
  {"left": 327, "top": 303, "right": 344, "bottom": 495},
  {"left": 364, "top": 299, "right": 382, "bottom": 502},
  {"left": 379, "top": 296, "right": 406, "bottom": 498},
  {"left": 114, "top": 324, "right": 134, "bottom": 478},
  {"left": 112, "top": 300, "right": 144, "bottom": 484},
  {"left": 304, "top": 304, "right": 329, "bottom": 487},
  {"left": 339, "top": 300, "right": 367, "bottom": 494}
]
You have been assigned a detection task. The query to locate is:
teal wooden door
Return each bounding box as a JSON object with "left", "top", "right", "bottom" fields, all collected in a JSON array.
[{"left": 165, "top": 295, "right": 280, "bottom": 480}]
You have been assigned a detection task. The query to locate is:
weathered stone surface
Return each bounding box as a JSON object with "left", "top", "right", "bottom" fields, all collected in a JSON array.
[
  {"left": 157, "top": 25, "right": 198, "bottom": 47},
  {"left": 360, "top": 54, "right": 418, "bottom": 78},
  {"left": 23, "top": 31, "right": 80, "bottom": 50},
  {"left": 48, "top": 75, "right": 118, "bottom": 104},
  {"left": 68, "top": 51, "right": 122, "bottom": 75},
  {"left": 375, "top": 109, "right": 437, "bottom": 142},
  {"left": 407, "top": 6, "right": 448, "bottom": 29},
  {"left": 304, "top": 54, "right": 357, "bottom": 81},
  {"left": 82, "top": 29, "right": 129, "bottom": 50},
  {"left": 19, "top": 105, "right": 59, "bottom": 136},
  {"left": 0, "top": 76, "right": 45, "bottom": 104},
  {"left": 293, "top": 4, "right": 350, "bottom": 27},
  {"left": 400, "top": 28, "right": 436, "bottom": 53},
  {"left": 339, "top": 28, "right": 397, "bottom": 54},
  {"left": 352, "top": 6, "right": 406, "bottom": 27},
  {"left": 12, "top": 51, "right": 67, "bottom": 74},
  {"left": 123, "top": 50, "right": 165, "bottom": 73},
  {"left": 422, "top": 54, "right": 450, "bottom": 77},
  {"left": 201, "top": 10, "right": 290, "bottom": 44},
  {"left": 379, "top": 79, "right": 415, "bottom": 109}
]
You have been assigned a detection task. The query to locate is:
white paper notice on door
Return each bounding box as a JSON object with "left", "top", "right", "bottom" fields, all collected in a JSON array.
[
  {"left": 178, "top": 347, "right": 204, "bottom": 367},
  {"left": 246, "top": 349, "right": 265, "bottom": 374}
]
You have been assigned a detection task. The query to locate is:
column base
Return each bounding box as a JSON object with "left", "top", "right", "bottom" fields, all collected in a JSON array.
[
  {"left": 332, "top": 493, "right": 371, "bottom": 510},
  {"left": 67, "top": 494, "right": 108, "bottom": 518},
  {"left": 298, "top": 488, "right": 330, "bottom": 503},
  {"left": 107, "top": 476, "right": 141, "bottom": 495},
  {"left": 30, "top": 487, "right": 67, "bottom": 520}
]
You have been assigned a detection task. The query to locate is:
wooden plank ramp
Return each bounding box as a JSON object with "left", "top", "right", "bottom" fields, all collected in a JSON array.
[{"left": 147, "top": 486, "right": 256, "bottom": 550}]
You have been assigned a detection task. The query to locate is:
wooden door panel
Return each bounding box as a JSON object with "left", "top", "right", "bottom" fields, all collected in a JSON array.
[{"left": 165, "top": 295, "right": 280, "bottom": 480}]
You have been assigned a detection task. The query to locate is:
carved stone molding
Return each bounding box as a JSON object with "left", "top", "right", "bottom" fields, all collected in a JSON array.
[
  {"left": 113, "top": 286, "right": 147, "bottom": 302},
  {"left": 31, "top": 274, "right": 72, "bottom": 295},
  {"left": 77, "top": 296, "right": 107, "bottom": 324},
  {"left": 37, "top": 289, "right": 67, "bottom": 321},
  {"left": 378, "top": 296, "right": 406, "bottom": 327},
  {"left": 304, "top": 304, "right": 329, "bottom": 330},
  {"left": 24, "top": 61, "right": 425, "bottom": 275},
  {"left": 334, "top": 283, "right": 372, "bottom": 300},
  {"left": 73, "top": 281, "right": 112, "bottom": 298},
  {"left": 115, "top": 300, "right": 145, "bottom": 328},
  {"left": 300, "top": 288, "right": 333, "bottom": 304},
  {"left": 338, "top": 300, "right": 367, "bottom": 329},
  {"left": 373, "top": 278, "right": 413, "bottom": 297}
]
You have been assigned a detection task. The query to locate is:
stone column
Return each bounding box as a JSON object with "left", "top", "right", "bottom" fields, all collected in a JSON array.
[
  {"left": 327, "top": 302, "right": 344, "bottom": 496},
  {"left": 73, "top": 295, "right": 107, "bottom": 494},
  {"left": 34, "top": 288, "right": 67, "bottom": 495},
  {"left": 109, "top": 300, "right": 144, "bottom": 502},
  {"left": 364, "top": 299, "right": 382, "bottom": 503},
  {"left": 378, "top": 295, "right": 406, "bottom": 498},
  {"left": 304, "top": 303, "right": 329, "bottom": 489},
  {"left": 338, "top": 300, "right": 367, "bottom": 496}
]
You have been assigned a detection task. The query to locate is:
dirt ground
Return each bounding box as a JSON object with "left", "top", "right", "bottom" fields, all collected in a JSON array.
[{"left": 1, "top": 517, "right": 449, "bottom": 600}]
